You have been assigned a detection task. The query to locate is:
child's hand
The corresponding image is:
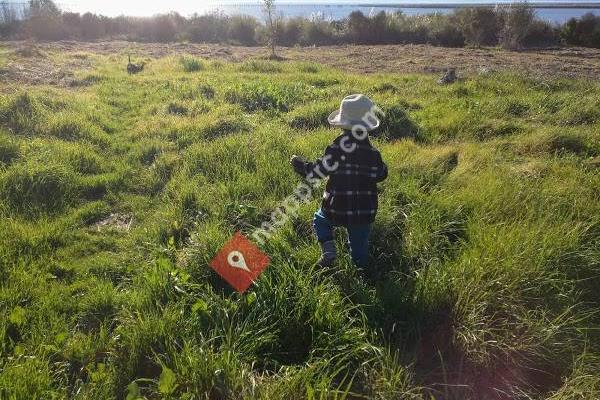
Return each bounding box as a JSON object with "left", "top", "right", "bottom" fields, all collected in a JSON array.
[{"left": 290, "top": 155, "right": 306, "bottom": 176}]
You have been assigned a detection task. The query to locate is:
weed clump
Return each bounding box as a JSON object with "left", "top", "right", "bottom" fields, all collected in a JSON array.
[
  {"left": 376, "top": 104, "right": 421, "bottom": 141},
  {"left": 197, "top": 84, "right": 215, "bottom": 99},
  {"left": 0, "top": 93, "right": 44, "bottom": 134},
  {"left": 472, "top": 120, "right": 521, "bottom": 140},
  {"left": 13, "top": 46, "right": 46, "bottom": 58},
  {"left": 180, "top": 56, "right": 206, "bottom": 72},
  {"left": 502, "top": 99, "right": 530, "bottom": 117},
  {"left": 68, "top": 74, "right": 105, "bottom": 88},
  {"left": 225, "top": 81, "right": 313, "bottom": 112},
  {"left": 287, "top": 102, "right": 335, "bottom": 130},
  {"left": 239, "top": 60, "right": 283, "bottom": 73},
  {"left": 516, "top": 131, "right": 598, "bottom": 157},
  {"left": 297, "top": 62, "right": 322, "bottom": 73},
  {"left": 66, "top": 146, "right": 104, "bottom": 175},
  {"left": 45, "top": 113, "right": 110, "bottom": 146},
  {"left": 202, "top": 118, "right": 249, "bottom": 140},
  {"left": 179, "top": 83, "right": 215, "bottom": 101},
  {"left": 166, "top": 102, "right": 188, "bottom": 116},
  {"left": 0, "top": 162, "right": 77, "bottom": 216},
  {"left": 0, "top": 133, "right": 19, "bottom": 166}
]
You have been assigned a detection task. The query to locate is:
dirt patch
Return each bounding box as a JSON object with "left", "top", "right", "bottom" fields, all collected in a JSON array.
[
  {"left": 12, "top": 45, "right": 46, "bottom": 58},
  {"left": 92, "top": 213, "right": 133, "bottom": 231},
  {"left": 0, "top": 47, "right": 93, "bottom": 86},
  {"left": 3, "top": 41, "right": 600, "bottom": 80}
]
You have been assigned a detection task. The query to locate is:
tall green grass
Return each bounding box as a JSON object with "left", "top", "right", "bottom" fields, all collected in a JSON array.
[{"left": 0, "top": 52, "right": 598, "bottom": 399}]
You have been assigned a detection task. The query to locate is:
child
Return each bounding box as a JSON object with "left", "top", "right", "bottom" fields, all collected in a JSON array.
[{"left": 290, "top": 94, "right": 388, "bottom": 267}]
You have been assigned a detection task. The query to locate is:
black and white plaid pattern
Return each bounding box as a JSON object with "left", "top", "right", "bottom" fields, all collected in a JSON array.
[{"left": 297, "top": 131, "right": 388, "bottom": 225}]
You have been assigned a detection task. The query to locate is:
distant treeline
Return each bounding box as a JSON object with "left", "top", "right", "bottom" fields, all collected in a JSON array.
[{"left": 1, "top": 0, "right": 600, "bottom": 49}]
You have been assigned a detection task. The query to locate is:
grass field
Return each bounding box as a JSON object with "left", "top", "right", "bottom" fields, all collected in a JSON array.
[{"left": 0, "top": 45, "right": 599, "bottom": 399}]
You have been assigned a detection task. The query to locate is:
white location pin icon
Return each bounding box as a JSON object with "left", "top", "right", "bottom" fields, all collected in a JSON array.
[{"left": 227, "top": 251, "right": 251, "bottom": 272}]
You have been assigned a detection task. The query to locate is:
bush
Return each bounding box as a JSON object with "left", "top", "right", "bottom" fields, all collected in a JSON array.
[
  {"left": 186, "top": 11, "right": 229, "bottom": 43},
  {"left": 523, "top": 20, "right": 559, "bottom": 47},
  {"left": 276, "top": 17, "right": 304, "bottom": 46},
  {"left": 302, "top": 17, "right": 337, "bottom": 45},
  {"left": 429, "top": 15, "right": 465, "bottom": 47},
  {"left": 455, "top": 7, "right": 499, "bottom": 46},
  {"left": 228, "top": 15, "right": 257, "bottom": 45},
  {"left": 561, "top": 13, "right": 600, "bottom": 48}
]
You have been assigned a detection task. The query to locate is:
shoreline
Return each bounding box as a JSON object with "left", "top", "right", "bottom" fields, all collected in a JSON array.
[{"left": 357, "top": 2, "right": 600, "bottom": 8}]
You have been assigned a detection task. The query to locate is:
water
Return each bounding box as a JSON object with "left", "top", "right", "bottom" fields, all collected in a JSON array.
[{"left": 207, "top": 2, "right": 600, "bottom": 24}]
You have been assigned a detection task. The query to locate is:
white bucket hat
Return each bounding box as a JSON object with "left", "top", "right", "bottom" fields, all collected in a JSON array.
[{"left": 328, "top": 94, "right": 380, "bottom": 131}]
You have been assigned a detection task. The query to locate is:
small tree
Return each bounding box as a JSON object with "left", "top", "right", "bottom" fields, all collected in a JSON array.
[
  {"left": 262, "top": 0, "right": 277, "bottom": 58},
  {"left": 499, "top": 2, "right": 535, "bottom": 49},
  {"left": 26, "top": 0, "right": 64, "bottom": 40},
  {"left": 0, "top": 3, "right": 21, "bottom": 38}
]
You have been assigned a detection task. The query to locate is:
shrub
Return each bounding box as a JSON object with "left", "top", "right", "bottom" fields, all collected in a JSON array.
[
  {"left": 276, "top": 17, "right": 304, "bottom": 46},
  {"left": 186, "top": 11, "right": 229, "bottom": 43},
  {"left": 429, "top": 15, "right": 465, "bottom": 47},
  {"left": 302, "top": 17, "right": 337, "bottom": 45},
  {"left": 523, "top": 20, "right": 560, "bottom": 47},
  {"left": 180, "top": 57, "right": 205, "bottom": 73},
  {"left": 228, "top": 15, "right": 257, "bottom": 45},
  {"left": 561, "top": 13, "right": 600, "bottom": 48},
  {"left": 455, "top": 7, "right": 499, "bottom": 46}
]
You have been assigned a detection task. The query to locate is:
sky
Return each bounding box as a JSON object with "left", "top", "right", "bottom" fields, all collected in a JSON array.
[{"left": 58, "top": 0, "right": 600, "bottom": 17}]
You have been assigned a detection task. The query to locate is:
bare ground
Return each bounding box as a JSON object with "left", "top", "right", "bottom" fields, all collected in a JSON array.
[{"left": 2, "top": 40, "right": 600, "bottom": 86}]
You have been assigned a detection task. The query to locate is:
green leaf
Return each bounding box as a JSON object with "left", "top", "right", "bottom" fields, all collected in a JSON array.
[
  {"left": 192, "top": 299, "right": 208, "bottom": 314},
  {"left": 245, "top": 292, "right": 257, "bottom": 306},
  {"left": 158, "top": 366, "right": 177, "bottom": 394},
  {"left": 9, "top": 306, "right": 26, "bottom": 326},
  {"left": 125, "top": 381, "right": 141, "bottom": 400}
]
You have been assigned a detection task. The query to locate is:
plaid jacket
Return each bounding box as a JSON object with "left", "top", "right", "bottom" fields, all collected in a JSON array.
[{"left": 295, "top": 130, "right": 388, "bottom": 226}]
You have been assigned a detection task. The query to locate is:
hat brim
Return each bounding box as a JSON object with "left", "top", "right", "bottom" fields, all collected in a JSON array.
[{"left": 327, "top": 110, "right": 380, "bottom": 131}]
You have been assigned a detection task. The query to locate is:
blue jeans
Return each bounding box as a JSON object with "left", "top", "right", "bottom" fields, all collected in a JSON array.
[{"left": 313, "top": 209, "right": 372, "bottom": 266}]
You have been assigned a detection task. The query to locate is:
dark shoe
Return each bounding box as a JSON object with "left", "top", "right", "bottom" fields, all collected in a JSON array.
[
  {"left": 317, "top": 240, "right": 337, "bottom": 268},
  {"left": 317, "top": 255, "right": 336, "bottom": 268}
]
